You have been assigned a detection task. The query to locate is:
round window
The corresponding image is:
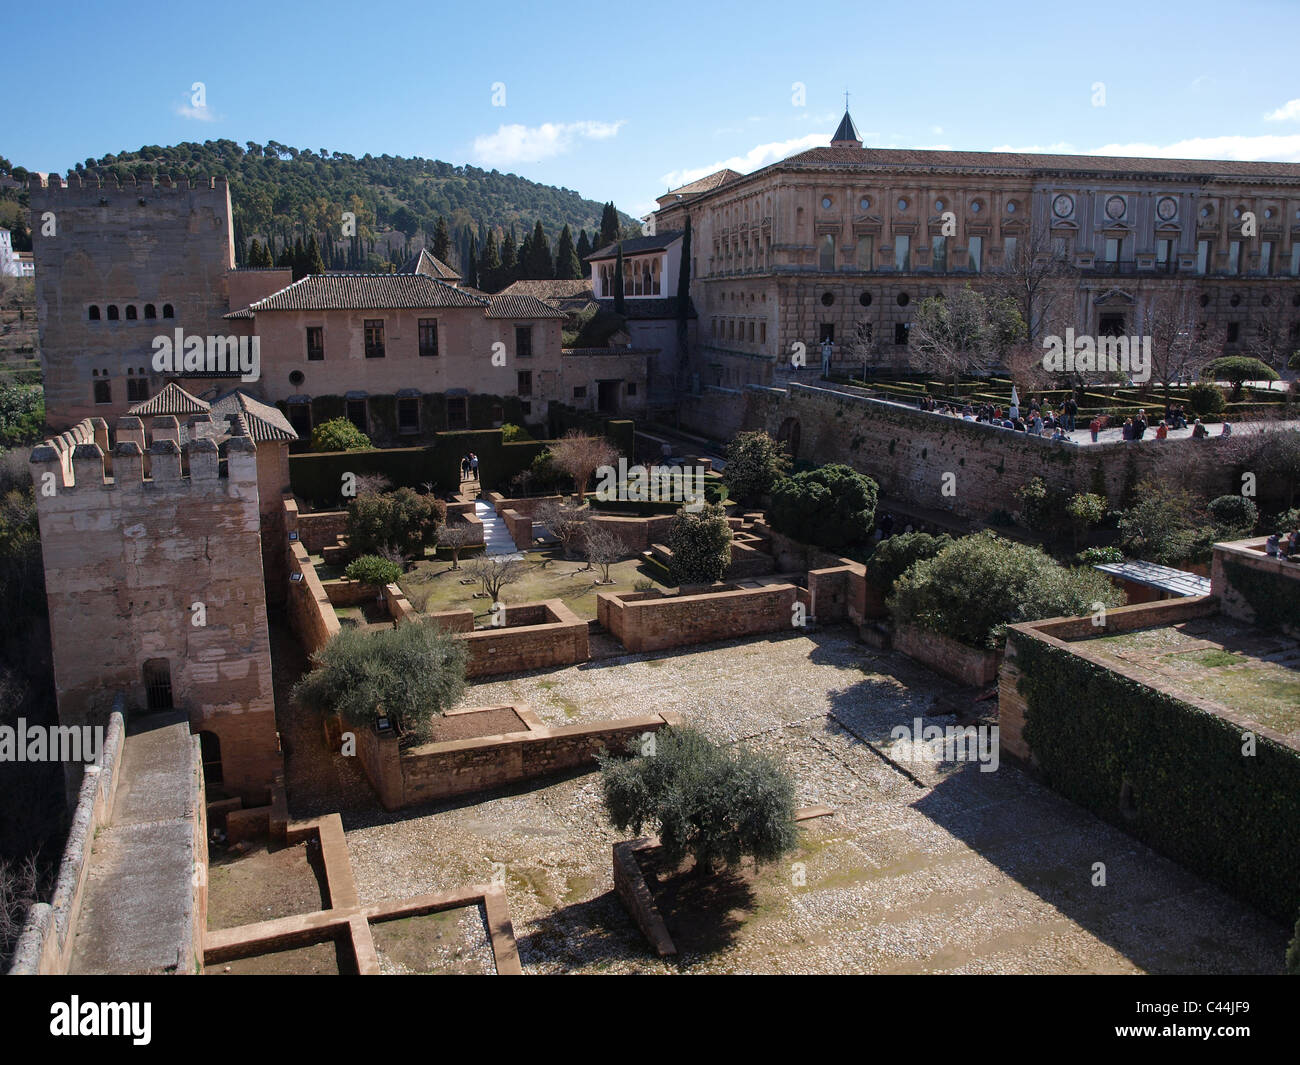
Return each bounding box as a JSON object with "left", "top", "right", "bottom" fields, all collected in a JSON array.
[
  {"left": 821, "top": 196, "right": 833, "bottom": 209},
  {"left": 1201, "top": 206, "right": 1213, "bottom": 218},
  {"left": 859, "top": 196, "right": 871, "bottom": 210},
  {"left": 1105, "top": 195, "right": 1126, "bottom": 219},
  {"left": 289, "top": 370, "right": 305, "bottom": 386},
  {"left": 1262, "top": 294, "right": 1273, "bottom": 307},
  {"left": 935, "top": 199, "right": 945, "bottom": 211},
  {"left": 1229, "top": 294, "right": 1241, "bottom": 307},
  {"left": 1199, "top": 293, "right": 1210, "bottom": 307},
  {"left": 896, "top": 292, "right": 910, "bottom": 307},
  {"left": 859, "top": 292, "right": 872, "bottom": 307},
  {"left": 897, "top": 198, "right": 908, "bottom": 212},
  {"left": 821, "top": 292, "right": 835, "bottom": 306},
  {"left": 1006, "top": 201, "right": 1017, "bottom": 213}
]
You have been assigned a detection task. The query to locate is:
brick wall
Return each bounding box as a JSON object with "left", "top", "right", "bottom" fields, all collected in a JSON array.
[
  {"left": 288, "top": 541, "right": 340, "bottom": 656},
  {"left": 500, "top": 508, "right": 532, "bottom": 548},
  {"left": 1212, "top": 537, "right": 1300, "bottom": 638},
  {"left": 894, "top": 624, "right": 1002, "bottom": 687},
  {"left": 600, "top": 584, "right": 798, "bottom": 653},
  {"left": 296, "top": 510, "right": 349, "bottom": 553},
  {"left": 463, "top": 599, "right": 590, "bottom": 677}
]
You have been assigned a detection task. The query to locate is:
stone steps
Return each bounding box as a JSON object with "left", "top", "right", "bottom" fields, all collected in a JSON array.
[{"left": 474, "top": 501, "right": 524, "bottom": 560}]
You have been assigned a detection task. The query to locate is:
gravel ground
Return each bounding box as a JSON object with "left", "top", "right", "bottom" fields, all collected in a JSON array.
[{"left": 279, "top": 624, "right": 1287, "bottom": 974}]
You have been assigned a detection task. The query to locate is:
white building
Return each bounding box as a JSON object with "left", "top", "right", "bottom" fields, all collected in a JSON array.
[{"left": 0, "top": 228, "right": 33, "bottom": 277}]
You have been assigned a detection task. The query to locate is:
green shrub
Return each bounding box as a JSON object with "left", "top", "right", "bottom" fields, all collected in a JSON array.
[
  {"left": 723, "top": 430, "right": 790, "bottom": 505},
  {"left": 769, "top": 463, "right": 878, "bottom": 551},
  {"left": 1204, "top": 356, "right": 1280, "bottom": 398},
  {"left": 311, "top": 417, "right": 371, "bottom": 452},
  {"left": 1015, "top": 477, "right": 1073, "bottom": 541},
  {"left": 292, "top": 621, "right": 467, "bottom": 742},
  {"left": 345, "top": 555, "right": 403, "bottom": 585},
  {"left": 1117, "top": 480, "right": 1199, "bottom": 564},
  {"left": 0, "top": 385, "right": 45, "bottom": 448},
  {"left": 598, "top": 727, "right": 798, "bottom": 874},
  {"left": 1076, "top": 546, "right": 1124, "bottom": 565},
  {"left": 500, "top": 422, "right": 530, "bottom": 442},
  {"left": 633, "top": 578, "right": 655, "bottom": 592},
  {"left": 864, "top": 532, "right": 952, "bottom": 592},
  {"left": 1187, "top": 381, "right": 1226, "bottom": 416},
  {"left": 888, "top": 531, "right": 1123, "bottom": 649},
  {"left": 346, "top": 487, "right": 446, "bottom": 558},
  {"left": 666, "top": 502, "right": 732, "bottom": 584},
  {"left": 1208, "top": 494, "right": 1258, "bottom": 536}
]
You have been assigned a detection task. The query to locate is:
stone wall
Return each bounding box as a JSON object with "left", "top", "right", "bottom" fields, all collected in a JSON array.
[
  {"left": 1211, "top": 537, "right": 1300, "bottom": 638},
  {"left": 612, "top": 839, "right": 677, "bottom": 957},
  {"left": 355, "top": 704, "right": 681, "bottom": 809},
  {"left": 462, "top": 600, "right": 589, "bottom": 678},
  {"left": 296, "top": 510, "right": 349, "bottom": 553},
  {"left": 894, "top": 624, "right": 1002, "bottom": 687},
  {"left": 30, "top": 418, "right": 280, "bottom": 804},
  {"left": 599, "top": 584, "right": 798, "bottom": 653},
  {"left": 288, "top": 540, "right": 340, "bottom": 657},
  {"left": 735, "top": 382, "right": 1242, "bottom": 520}
]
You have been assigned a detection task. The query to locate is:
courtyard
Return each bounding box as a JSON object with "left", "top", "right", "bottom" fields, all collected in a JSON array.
[{"left": 266, "top": 623, "right": 1287, "bottom": 974}]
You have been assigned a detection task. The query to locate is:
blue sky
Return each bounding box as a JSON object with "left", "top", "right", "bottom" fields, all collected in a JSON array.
[{"left": 7, "top": 0, "right": 1300, "bottom": 220}]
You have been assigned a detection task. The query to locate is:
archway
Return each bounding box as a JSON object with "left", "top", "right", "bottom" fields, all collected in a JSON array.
[{"left": 776, "top": 416, "right": 801, "bottom": 460}]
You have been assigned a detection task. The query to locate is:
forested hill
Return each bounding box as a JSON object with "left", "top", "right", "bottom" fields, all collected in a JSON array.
[{"left": 23, "top": 139, "right": 640, "bottom": 277}]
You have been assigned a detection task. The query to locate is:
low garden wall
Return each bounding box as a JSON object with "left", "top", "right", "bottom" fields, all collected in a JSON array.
[
  {"left": 296, "top": 510, "right": 349, "bottom": 553},
  {"left": 462, "top": 599, "right": 590, "bottom": 678},
  {"left": 893, "top": 623, "right": 1002, "bottom": 687},
  {"left": 1212, "top": 537, "right": 1300, "bottom": 639},
  {"left": 1000, "top": 596, "right": 1300, "bottom": 925},
  {"left": 807, "top": 560, "right": 868, "bottom": 623},
  {"left": 598, "top": 583, "right": 798, "bottom": 653},
  {"left": 355, "top": 704, "right": 682, "bottom": 809},
  {"left": 288, "top": 541, "right": 341, "bottom": 656}
]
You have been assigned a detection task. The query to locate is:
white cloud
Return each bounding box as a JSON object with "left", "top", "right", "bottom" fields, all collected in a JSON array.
[
  {"left": 1089, "top": 134, "right": 1300, "bottom": 162},
  {"left": 1265, "top": 99, "right": 1300, "bottom": 122},
  {"left": 175, "top": 103, "right": 219, "bottom": 122},
  {"left": 659, "top": 133, "right": 827, "bottom": 189},
  {"left": 472, "top": 120, "right": 624, "bottom": 166}
]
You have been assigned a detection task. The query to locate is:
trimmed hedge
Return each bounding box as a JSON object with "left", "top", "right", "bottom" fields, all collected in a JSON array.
[{"left": 1014, "top": 633, "right": 1300, "bottom": 924}]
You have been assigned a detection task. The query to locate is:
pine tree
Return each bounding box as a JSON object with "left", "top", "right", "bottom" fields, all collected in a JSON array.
[
  {"left": 433, "top": 216, "right": 451, "bottom": 263},
  {"left": 291, "top": 237, "right": 307, "bottom": 279},
  {"left": 555, "top": 225, "right": 581, "bottom": 280},
  {"left": 527, "top": 220, "right": 554, "bottom": 279},
  {"left": 518, "top": 231, "right": 534, "bottom": 280},
  {"left": 614, "top": 244, "right": 626, "bottom": 315},
  {"left": 481, "top": 230, "right": 501, "bottom": 292},
  {"left": 599, "top": 202, "right": 620, "bottom": 248},
  {"left": 464, "top": 233, "right": 479, "bottom": 288},
  {"left": 576, "top": 229, "right": 591, "bottom": 262},
  {"left": 277, "top": 240, "right": 294, "bottom": 269},
  {"left": 306, "top": 234, "right": 326, "bottom": 275}
]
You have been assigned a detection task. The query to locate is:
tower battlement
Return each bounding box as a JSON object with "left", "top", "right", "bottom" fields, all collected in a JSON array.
[
  {"left": 29, "top": 415, "right": 257, "bottom": 493},
  {"left": 30, "top": 173, "right": 230, "bottom": 197}
]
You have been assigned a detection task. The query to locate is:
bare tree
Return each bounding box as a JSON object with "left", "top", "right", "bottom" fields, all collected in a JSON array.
[
  {"left": 0, "top": 854, "right": 45, "bottom": 965},
  {"left": 988, "top": 223, "right": 1076, "bottom": 343},
  {"left": 584, "top": 522, "right": 624, "bottom": 583},
  {"left": 534, "top": 499, "right": 589, "bottom": 559},
  {"left": 1142, "top": 289, "right": 1226, "bottom": 401},
  {"left": 354, "top": 472, "right": 393, "bottom": 498},
  {"left": 549, "top": 431, "right": 617, "bottom": 502},
  {"left": 467, "top": 554, "right": 527, "bottom": 601},
  {"left": 437, "top": 522, "right": 477, "bottom": 569},
  {"left": 842, "top": 320, "right": 882, "bottom": 378},
  {"left": 909, "top": 286, "right": 1024, "bottom": 392}
]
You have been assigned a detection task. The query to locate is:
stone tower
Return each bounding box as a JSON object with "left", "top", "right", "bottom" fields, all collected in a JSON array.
[{"left": 29, "top": 416, "right": 281, "bottom": 805}]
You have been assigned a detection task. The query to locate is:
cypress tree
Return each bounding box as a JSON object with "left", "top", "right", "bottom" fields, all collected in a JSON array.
[
  {"left": 481, "top": 230, "right": 501, "bottom": 292},
  {"left": 501, "top": 230, "right": 518, "bottom": 285},
  {"left": 528, "top": 220, "right": 554, "bottom": 279},
  {"left": 433, "top": 215, "right": 451, "bottom": 263},
  {"left": 291, "top": 237, "right": 306, "bottom": 279},
  {"left": 306, "top": 234, "right": 326, "bottom": 275},
  {"left": 518, "top": 230, "right": 534, "bottom": 280},
  {"left": 464, "top": 233, "right": 479, "bottom": 289},
  {"left": 676, "top": 217, "right": 692, "bottom": 372},
  {"left": 277, "top": 240, "right": 294, "bottom": 270},
  {"left": 600, "top": 202, "right": 620, "bottom": 248},
  {"left": 576, "top": 229, "right": 591, "bottom": 262},
  {"left": 555, "top": 225, "right": 581, "bottom": 280},
  {"left": 614, "top": 244, "right": 626, "bottom": 315}
]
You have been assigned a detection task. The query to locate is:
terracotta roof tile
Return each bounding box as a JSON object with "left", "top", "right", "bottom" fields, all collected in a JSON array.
[{"left": 250, "top": 274, "right": 487, "bottom": 311}]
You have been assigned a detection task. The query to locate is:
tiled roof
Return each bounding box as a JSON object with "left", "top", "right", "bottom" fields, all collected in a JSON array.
[
  {"left": 483, "top": 292, "right": 569, "bottom": 319},
  {"left": 127, "top": 381, "right": 211, "bottom": 416},
  {"left": 500, "top": 279, "right": 595, "bottom": 301},
  {"left": 781, "top": 145, "right": 1300, "bottom": 179},
  {"left": 210, "top": 389, "right": 299, "bottom": 443},
  {"left": 405, "top": 248, "right": 462, "bottom": 281},
  {"left": 587, "top": 231, "right": 684, "bottom": 261},
  {"left": 249, "top": 274, "right": 488, "bottom": 311},
  {"left": 224, "top": 307, "right": 254, "bottom": 319},
  {"left": 661, "top": 169, "right": 743, "bottom": 199}
]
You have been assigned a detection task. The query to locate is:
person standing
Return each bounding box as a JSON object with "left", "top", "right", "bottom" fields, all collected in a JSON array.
[
  {"left": 470, "top": 452, "right": 480, "bottom": 480},
  {"left": 1064, "top": 396, "right": 1077, "bottom": 432},
  {"left": 821, "top": 337, "right": 833, "bottom": 378}
]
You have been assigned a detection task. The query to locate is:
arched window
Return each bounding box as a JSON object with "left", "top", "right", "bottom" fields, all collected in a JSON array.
[
  {"left": 162, "top": 303, "right": 174, "bottom": 319},
  {"left": 88, "top": 305, "right": 101, "bottom": 321},
  {"left": 144, "top": 303, "right": 156, "bottom": 319},
  {"left": 125, "top": 305, "right": 137, "bottom": 320},
  {"left": 107, "top": 305, "right": 119, "bottom": 320}
]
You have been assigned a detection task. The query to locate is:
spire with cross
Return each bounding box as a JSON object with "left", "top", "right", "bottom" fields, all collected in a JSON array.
[{"left": 831, "top": 91, "right": 862, "bottom": 148}]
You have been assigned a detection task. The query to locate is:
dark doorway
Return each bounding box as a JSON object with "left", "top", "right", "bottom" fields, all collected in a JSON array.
[
  {"left": 199, "top": 731, "right": 224, "bottom": 785},
  {"left": 1099, "top": 313, "right": 1126, "bottom": 337},
  {"left": 142, "top": 659, "right": 173, "bottom": 712},
  {"left": 776, "top": 417, "right": 801, "bottom": 460},
  {"left": 597, "top": 380, "right": 620, "bottom": 413}
]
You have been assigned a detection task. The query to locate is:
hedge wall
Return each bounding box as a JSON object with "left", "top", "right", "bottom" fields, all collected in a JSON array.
[{"left": 1013, "top": 633, "right": 1300, "bottom": 924}]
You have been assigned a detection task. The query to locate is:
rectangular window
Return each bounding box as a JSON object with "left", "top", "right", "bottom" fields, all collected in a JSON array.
[
  {"left": 627, "top": 382, "right": 637, "bottom": 396},
  {"left": 1156, "top": 238, "right": 1173, "bottom": 270},
  {"left": 306, "top": 326, "right": 324, "bottom": 361},
  {"left": 1197, "top": 239, "right": 1212, "bottom": 275},
  {"left": 517, "top": 370, "right": 532, "bottom": 396},
  {"left": 364, "top": 319, "right": 385, "bottom": 358},
  {"left": 1260, "top": 241, "right": 1273, "bottom": 275},
  {"left": 573, "top": 385, "right": 587, "bottom": 399},
  {"left": 894, "top": 322, "right": 909, "bottom": 346},
  {"left": 418, "top": 318, "right": 438, "bottom": 357},
  {"left": 1053, "top": 236, "right": 1071, "bottom": 261},
  {"left": 1228, "top": 240, "right": 1241, "bottom": 275},
  {"left": 819, "top": 235, "right": 836, "bottom": 271},
  {"left": 126, "top": 378, "right": 149, "bottom": 403},
  {"left": 819, "top": 323, "right": 835, "bottom": 343},
  {"left": 446, "top": 396, "right": 468, "bottom": 430},
  {"left": 1227, "top": 322, "right": 1240, "bottom": 343},
  {"left": 515, "top": 325, "right": 532, "bottom": 358},
  {"left": 346, "top": 399, "right": 367, "bottom": 433},
  {"left": 397, "top": 397, "right": 419, "bottom": 433},
  {"left": 747, "top": 321, "right": 755, "bottom": 342},
  {"left": 931, "top": 235, "right": 947, "bottom": 272},
  {"left": 856, "top": 236, "right": 873, "bottom": 271},
  {"left": 894, "top": 235, "right": 910, "bottom": 271},
  {"left": 1292, "top": 245, "right": 1300, "bottom": 276},
  {"left": 1104, "top": 237, "right": 1121, "bottom": 264},
  {"left": 968, "top": 236, "right": 982, "bottom": 273},
  {"left": 760, "top": 322, "right": 767, "bottom": 343},
  {"left": 519, "top": 400, "right": 532, "bottom": 416},
  {"left": 1003, "top": 236, "right": 1017, "bottom": 267},
  {"left": 94, "top": 379, "right": 111, "bottom": 404}
]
